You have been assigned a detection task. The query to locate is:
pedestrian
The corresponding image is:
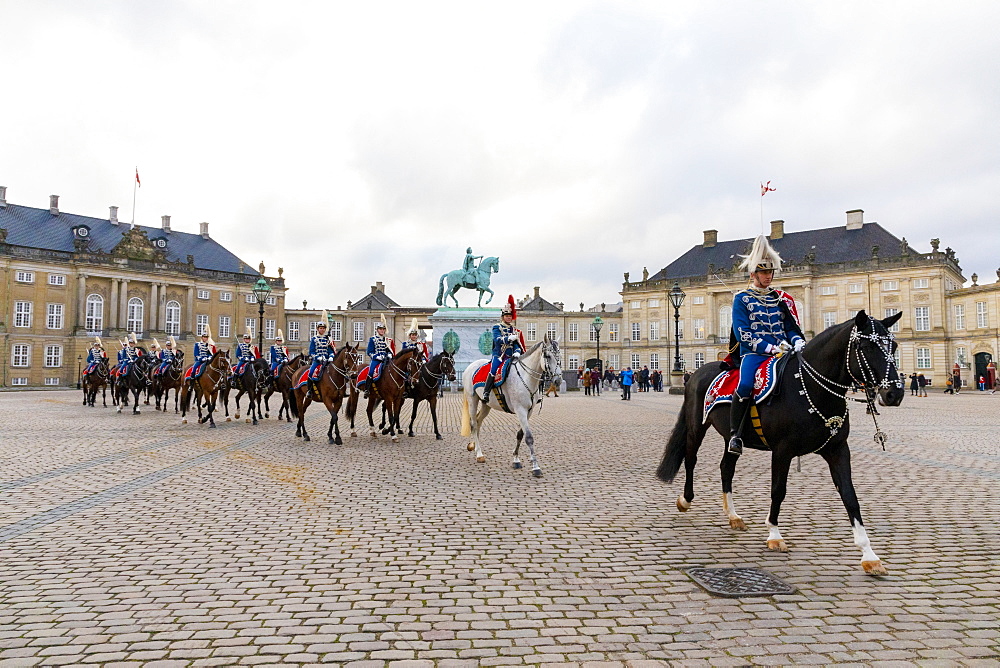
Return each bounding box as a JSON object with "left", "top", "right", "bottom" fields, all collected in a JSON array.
[
  {"left": 590, "top": 367, "right": 601, "bottom": 396},
  {"left": 582, "top": 366, "right": 592, "bottom": 396},
  {"left": 909, "top": 373, "right": 918, "bottom": 396},
  {"left": 620, "top": 366, "right": 634, "bottom": 400},
  {"left": 944, "top": 375, "right": 954, "bottom": 394},
  {"left": 639, "top": 365, "right": 650, "bottom": 392},
  {"left": 683, "top": 370, "right": 691, "bottom": 385},
  {"left": 917, "top": 373, "right": 928, "bottom": 397},
  {"left": 978, "top": 375, "right": 986, "bottom": 391},
  {"left": 545, "top": 375, "right": 560, "bottom": 397}
]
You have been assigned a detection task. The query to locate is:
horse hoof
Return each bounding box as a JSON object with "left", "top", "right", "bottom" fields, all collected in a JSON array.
[
  {"left": 767, "top": 539, "right": 788, "bottom": 552},
  {"left": 335, "top": 437, "right": 343, "bottom": 445},
  {"left": 370, "top": 432, "right": 377, "bottom": 439},
  {"left": 265, "top": 413, "right": 270, "bottom": 418},
  {"left": 235, "top": 413, "right": 240, "bottom": 419},
  {"left": 467, "top": 443, "right": 475, "bottom": 452},
  {"left": 303, "top": 435, "right": 311, "bottom": 442},
  {"left": 328, "top": 438, "right": 335, "bottom": 444},
  {"left": 436, "top": 434, "right": 443, "bottom": 440},
  {"left": 862, "top": 560, "right": 888, "bottom": 575},
  {"left": 226, "top": 417, "right": 231, "bottom": 422},
  {"left": 476, "top": 455, "right": 486, "bottom": 463},
  {"left": 513, "top": 461, "right": 522, "bottom": 469},
  {"left": 351, "top": 431, "right": 357, "bottom": 437},
  {"left": 209, "top": 423, "right": 217, "bottom": 429},
  {"left": 532, "top": 469, "right": 543, "bottom": 477},
  {"left": 381, "top": 428, "right": 390, "bottom": 435},
  {"left": 182, "top": 418, "right": 188, "bottom": 424},
  {"left": 729, "top": 517, "right": 747, "bottom": 531},
  {"left": 135, "top": 410, "right": 141, "bottom": 415},
  {"left": 245, "top": 418, "right": 251, "bottom": 424},
  {"left": 391, "top": 435, "right": 399, "bottom": 443},
  {"left": 676, "top": 496, "right": 691, "bottom": 512},
  {"left": 408, "top": 433, "right": 414, "bottom": 437}
]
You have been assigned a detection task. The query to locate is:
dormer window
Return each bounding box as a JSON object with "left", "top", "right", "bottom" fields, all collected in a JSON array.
[
  {"left": 72, "top": 225, "right": 91, "bottom": 238},
  {"left": 151, "top": 237, "right": 168, "bottom": 249}
]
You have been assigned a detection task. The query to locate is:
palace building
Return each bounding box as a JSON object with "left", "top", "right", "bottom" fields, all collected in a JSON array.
[{"left": 0, "top": 187, "right": 286, "bottom": 388}]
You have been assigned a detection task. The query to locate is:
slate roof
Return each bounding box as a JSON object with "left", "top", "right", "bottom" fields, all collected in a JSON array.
[
  {"left": 0, "top": 203, "right": 258, "bottom": 275},
  {"left": 519, "top": 295, "right": 563, "bottom": 312},
  {"left": 651, "top": 222, "right": 918, "bottom": 281},
  {"left": 349, "top": 289, "right": 400, "bottom": 310}
]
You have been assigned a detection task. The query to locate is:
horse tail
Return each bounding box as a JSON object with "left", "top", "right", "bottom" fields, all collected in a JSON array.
[
  {"left": 657, "top": 402, "right": 689, "bottom": 483},
  {"left": 460, "top": 390, "right": 471, "bottom": 437},
  {"left": 436, "top": 273, "right": 447, "bottom": 306},
  {"left": 288, "top": 389, "right": 300, "bottom": 418}
]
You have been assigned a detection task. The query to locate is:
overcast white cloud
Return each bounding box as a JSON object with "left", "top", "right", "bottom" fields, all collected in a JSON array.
[{"left": 2, "top": 0, "right": 998, "bottom": 309}]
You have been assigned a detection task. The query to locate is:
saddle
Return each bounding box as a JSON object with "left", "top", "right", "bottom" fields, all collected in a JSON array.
[
  {"left": 472, "top": 359, "right": 513, "bottom": 390},
  {"left": 293, "top": 366, "right": 325, "bottom": 390},
  {"left": 703, "top": 353, "right": 794, "bottom": 422},
  {"left": 355, "top": 363, "right": 382, "bottom": 388}
]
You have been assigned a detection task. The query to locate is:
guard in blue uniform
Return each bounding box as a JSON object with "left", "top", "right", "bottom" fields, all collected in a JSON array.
[
  {"left": 728, "top": 235, "right": 805, "bottom": 455},
  {"left": 269, "top": 330, "right": 288, "bottom": 378},
  {"left": 154, "top": 337, "right": 177, "bottom": 376},
  {"left": 361, "top": 316, "right": 394, "bottom": 397},
  {"left": 401, "top": 319, "right": 428, "bottom": 390},
  {"left": 306, "top": 319, "right": 332, "bottom": 397},
  {"left": 190, "top": 329, "right": 216, "bottom": 379},
  {"left": 233, "top": 330, "right": 260, "bottom": 378},
  {"left": 482, "top": 295, "right": 525, "bottom": 397},
  {"left": 120, "top": 333, "right": 141, "bottom": 376},
  {"left": 84, "top": 338, "right": 106, "bottom": 375}
]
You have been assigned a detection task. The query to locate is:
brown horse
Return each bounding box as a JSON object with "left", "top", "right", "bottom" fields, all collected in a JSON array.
[
  {"left": 405, "top": 351, "right": 456, "bottom": 440},
  {"left": 362, "top": 347, "right": 423, "bottom": 442},
  {"left": 289, "top": 344, "right": 363, "bottom": 443},
  {"left": 151, "top": 350, "right": 185, "bottom": 413},
  {"left": 181, "top": 349, "right": 231, "bottom": 428},
  {"left": 264, "top": 353, "right": 307, "bottom": 422},
  {"left": 82, "top": 357, "right": 110, "bottom": 408},
  {"left": 344, "top": 351, "right": 368, "bottom": 437}
]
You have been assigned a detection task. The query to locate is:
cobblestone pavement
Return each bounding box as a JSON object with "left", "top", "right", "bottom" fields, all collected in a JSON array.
[{"left": 1, "top": 386, "right": 998, "bottom": 667}]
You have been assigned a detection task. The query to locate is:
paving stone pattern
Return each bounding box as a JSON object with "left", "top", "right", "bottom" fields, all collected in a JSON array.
[{"left": 1, "top": 388, "right": 998, "bottom": 666}]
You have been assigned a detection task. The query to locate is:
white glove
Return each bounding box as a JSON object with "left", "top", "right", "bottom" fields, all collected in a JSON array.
[
  {"left": 513, "top": 352, "right": 521, "bottom": 358},
  {"left": 777, "top": 341, "right": 792, "bottom": 354},
  {"left": 793, "top": 339, "right": 805, "bottom": 353},
  {"left": 507, "top": 334, "right": 518, "bottom": 343},
  {"left": 765, "top": 344, "right": 779, "bottom": 355}
]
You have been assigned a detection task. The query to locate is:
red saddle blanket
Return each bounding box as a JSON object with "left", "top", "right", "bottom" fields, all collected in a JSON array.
[
  {"left": 703, "top": 356, "right": 781, "bottom": 422},
  {"left": 355, "top": 363, "right": 382, "bottom": 388},
  {"left": 292, "top": 367, "right": 311, "bottom": 389},
  {"left": 470, "top": 359, "right": 512, "bottom": 388},
  {"left": 183, "top": 366, "right": 194, "bottom": 379}
]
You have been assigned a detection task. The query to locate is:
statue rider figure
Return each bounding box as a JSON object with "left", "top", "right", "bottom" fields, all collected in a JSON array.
[
  {"left": 728, "top": 235, "right": 805, "bottom": 456},
  {"left": 464, "top": 247, "right": 482, "bottom": 287}
]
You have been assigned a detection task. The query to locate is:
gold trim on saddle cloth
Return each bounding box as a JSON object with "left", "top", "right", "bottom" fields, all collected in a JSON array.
[{"left": 750, "top": 404, "right": 769, "bottom": 448}]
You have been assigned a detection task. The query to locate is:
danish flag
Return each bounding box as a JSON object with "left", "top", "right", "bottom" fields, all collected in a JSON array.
[
  {"left": 135, "top": 168, "right": 141, "bottom": 187},
  {"left": 760, "top": 180, "right": 775, "bottom": 196}
]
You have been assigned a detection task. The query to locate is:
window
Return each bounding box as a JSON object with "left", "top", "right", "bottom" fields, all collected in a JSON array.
[
  {"left": 45, "top": 377, "right": 60, "bottom": 386},
  {"left": 884, "top": 308, "right": 900, "bottom": 333},
  {"left": 329, "top": 321, "right": 341, "bottom": 341},
  {"left": 48, "top": 274, "right": 66, "bottom": 286},
  {"left": 46, "top": 304, "right": 64, "bottom": 330},
  {"left": 630, "top": 300, "right": 641, "bottom": 309},
  {"left": 86, "top": 294, "right": 104, "bottom": 333},
  {"left": 882, "top": 280, "right": 898, "bottom": 291},
  {"left": 820, "top": 285, "right": 837, "bottom": 295},
  {"left": 609, "top": 354, "right": 620, "bottom": 369},
  {"left": 977, "top": 302, "right": 988, "bottom": 328},
  {"left": 15, "top": 271, "right": 34, "bottom": 283},
  {"left": 526, "top": 323, "right": 537, "bottom": 341},
  {"left": 11, "top": 377, "right": 28, "bottom": 386},
  {"left": 12, "top": 344, "right": 30, "bottom": 367},
  {"left": 956, "top": 346, "right": 968, "bottom": 366},
  {"left": 630, "top": 353, "right": 640, "bottom": 369},
  {"left": 218, "top": 316, "right": 231, "bottom": 339},
  {"left": 568, "top": 355, "right": 579, "bottom": 369},
  {"left": 266, "top": 296, "right": 277, "bottom": 306},
  {"left": 849, "top": 283, "right": 863, "bottom": 293},
  {"left": 913, "top": 278, "right": 929, "bottom": 289},
  {"left": 353, "top": 321, "right": 365, "bottom": 342},
  {"left": 631, "top": 322, "right": 641, "bottom": 341},
  {"left": 220, "top": 291, "right": 232, "bottom": 302},
  {"left": 692, "top": 296, "right": 705, "bottom": 305},
  {"left": 14, "top": 301, "right": 32, "bottom": 328},
  {"left": 568, "top": 323, "right": 579, "bottom": 342},
  {"left": 823, "top": 312, "right": 837, "bottom": 330},
  {"left": 245, "top": 318, "right": 256, "bottom": 337},
  {"left": 288, "top": 321, "right": 300, "bottom": 342},
  {"left": 694, "top": 352, "right": 705, "bottom": 369},
  {"left": 44, "top": 345, "right": 62, "bottom": 368},
  {"left": 165, "top": 301, "right": 181, "bottom": 335},
  {"left": 945, "top": 279, "right": 956, "bottom": 291},
  {"left": 245, "top": 293, "right": 255, "bottom": 304},
  {"left": 265, "top": 319, "right": 276, "bottom": 340},
  {"left": 196, "top": 314, "right": 208, "bottom": 336},
  {"left": 676, "top": 319, "right": 684, "bottom": 339},
  {"left": 693, "top": 319, "right": 705, "bottom": 340},
  {"left": 916, "top": 347, "right": 931, "bottom": 369},
  {"left": 546, "top": 323, "right": 558, "bottom": 341},
  {"left": 914, "top": 306, "right": 930, "bottom": 332},
  {"left": 608, "top": 323, "right": 619, "bottom": 342},
  {"left": 589, "top": 324, "right": 599, "bottom": 342},
  {"left": 649, "top": 321, "right": 660, "bottom": 341},
  {"left": 198, "top": 289, "right": 211, "bottom": 300},
  {"left": 718, "top": 307, "right": 731, "bottom": 338},
  {"left": 955, "top": 304, "right": 965, "bottom": 330},
  {"left": 126, "top": 297, "right": 144, "bottom": 334},
  {"left": 648, "top": 299, "right": 660, "bottom": 308},
  {"left": 649, "top": 353, "right": 659, "bottom": 370}
]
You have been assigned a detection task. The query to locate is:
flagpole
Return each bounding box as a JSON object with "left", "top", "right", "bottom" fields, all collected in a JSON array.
[{"left": 131, "top": 168, "right": 138, "bottom": 229}]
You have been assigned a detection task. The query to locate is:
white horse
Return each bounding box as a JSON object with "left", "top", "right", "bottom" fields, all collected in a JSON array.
[{"left": 460, "top": 336, "right": 562, "bottom": 476}]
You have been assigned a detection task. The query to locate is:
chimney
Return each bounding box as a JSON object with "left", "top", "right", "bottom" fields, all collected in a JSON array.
[
  {"left": 846, "top": 209, "right": 864, "bottom": 230},
  {"left": 533, "top": 286, "right": 540, "bottom": 299},
  {"left": 199, "top": 222, "right": 210, "bottom": 239},
  {"left": 0, "top": 186, "right": 7, "bottom": 207},
  {"left": 374, "top": 281, "right": 384, "bottom": 293},
  {"left": 49, "top": 195, "right": 60, "bottom": 215},
  {"left": 109, "top": 206, "right": 119, "bottom": 224},
  {"left": 703, "top": 229, "right": 718, "bottom": 247},
  {"left": 161, "top": 215, "right": 171, "bottom": 233},
  {"left": 769, "top": 220, "right": 784, "bottom": 240}
]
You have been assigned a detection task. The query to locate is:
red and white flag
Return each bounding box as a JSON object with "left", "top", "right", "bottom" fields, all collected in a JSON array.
[
  {"left": 135, "top": 168, "right": 141, "bottom": 187},
  {"left": 760, "top": 180, "right": 775, "bottom": 196}
]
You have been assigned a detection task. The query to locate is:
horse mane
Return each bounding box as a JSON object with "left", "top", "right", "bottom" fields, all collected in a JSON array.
[
  {"left": 211, "top": 349, "right": 228, "bottom": 360},
  {"left": 808, "top": 316, "right": 858, "bottom": 352},
  {"left": 524, "top": 340, "right": 545, "bottom": 356}
]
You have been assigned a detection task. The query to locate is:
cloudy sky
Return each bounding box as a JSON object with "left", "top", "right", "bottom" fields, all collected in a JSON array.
[{"left": 3, "top": 1, "right": 998, "bottom": 309}]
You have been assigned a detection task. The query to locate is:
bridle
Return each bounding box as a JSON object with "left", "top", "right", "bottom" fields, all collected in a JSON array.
[{"left": 417, "top": 353, "right": 456, "bottom": 389}]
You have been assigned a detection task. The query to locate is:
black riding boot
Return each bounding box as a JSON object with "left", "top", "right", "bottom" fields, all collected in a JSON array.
[
  {"left": 728, "top": 395, "right": 751, "bottom": 455},
  {"left": 482, "top": 374, "right": 496, "bottom": 402}
]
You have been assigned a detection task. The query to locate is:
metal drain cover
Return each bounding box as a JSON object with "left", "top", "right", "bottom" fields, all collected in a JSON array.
[{"left": 686, "top": 567, "right": 796, "bottom": 597}]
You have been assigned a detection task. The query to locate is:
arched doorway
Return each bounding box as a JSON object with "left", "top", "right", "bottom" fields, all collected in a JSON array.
[{"left": 974, "top": 352, "right": 992, "bottom": 390}]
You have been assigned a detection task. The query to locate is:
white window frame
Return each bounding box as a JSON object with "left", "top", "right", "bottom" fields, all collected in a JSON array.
[
  {"left": 589, "top": 324, "right": 598, "bottom": 342},
  {"left": 15, "top": 270, "right": 34, "bottom": 283},
  {"left": 568, "top": 355, "right": 579, "bottom": 369},
  {"left": 126, "top": 297, "right": 144, "bottom": 335},
  {"left": 956, "top": 346, "right": 967, "bottom": 366},
  {"left": 245, "top": 318, "right": 256, "bottom": 338},
  {"left": 329, "top": 321, "right": 342, "bottom": 342},
  {"left": 45, "top": 377, "right": 61, "bottom": 386},
  {"left": 609, "top": 354, "right": 620, "bottom": 370},
  {"left": 823, "top": 311, "right": 838, "bottom": 330},
  {"left": 196, "top": 314, "right": 209, "bottom": 336},
  {"left": 14, "top": 301, "right": 32, "bottom": 328},
  {"left": 976, "top": 302, "right": 988, "bottom": 328},
  {"left": 198, "top": 289, "right": 211, "bottom": 300},
  {"left": 694, "top": 352, "right": 705, "bottom": 369},
  {"left": 86, "top": 294, "right": 104, "bottom": 333},
  {"left": 353, "top": 321, "right": 365, "bottom": 342},
  {"left": 914, "top": 306, "right": 930, "bottom": 332},
  {"left": 568, "top": 323, "right": 579, "bottom": 342},
  {"left": 266, "top": 296, "right": 277, "bottom": 306},
  {"left": 649, "top": 321, "right": 660, "bottom": 341},
  {"left": 12, "top": 344, "right": 30, "bottom": 367},
  {"left": 608, "top": 322, "right": 619, "bottom": 342},
  {"left": 882, "top": 280, "right": 899, "bottom": 291},
  {"left": 884, "top": 308, "right": 900, "bottom": 333},
  {"left": 630, "top": 353, "right": 640, "bottom": 369},
  {"left": 220, "top": 291, "right": 232, "bottom": 302},
  {"left": 165, "top": 301, "right": 181, "bottom": 336},
  {"left": 630, "top": 300, "right": 641, "bottom": 309},
  {"left": 955, "top": 304, "right": 965, "bottom": 330},
  {"left": 631, "top": 322, "right": 641, "bottom": 341},
  {"left": 717, "top": 307, "right": 731, "bottom": 338},
  {"left": 692, "top": 296, "right": 705, "bottom": 305},
  {"left": 649, "top": 299, "right": 660, "bottom": 308},
  {"left": 245, "top": 293, "right": 255, "bottom": 304},
  {"left": 48, "top": 274, "right": 66, "bottom": 286},
  {"left": 649, "top": 353, "right": 659, "bottom": 370},
  {"left": 820, "top": 285, "right": 837, "bottom": 295},
  {"left": 46, "top": 303, "right": 64, "bottom": 330},
  {"left": 44, "top": 345, "right": 62, "bottom": 368},
  {"left": 676, "top": 319, "right": 684, "bottom": 339},
  {"left": 288, "top": 321, "right": 300, "bottom": 342},
  {"left": 693, "top": 319, "right": 705, "bottom": 340},
  {"left": 546, "top": 323, "right": 558, "bottom": 340},
  {"left": 916, "top": 347, "right": 931, "bottom": 369},
  {"left": 218, "top": 316, "right": 231, "bottom": 339},
  {"left": 848, "top": 283, "right": 863, "bottom": 294},
  {"left": 265, "top": 319, "right": 276, "bottom": 340},
  {"left": 913, "top": 278, "right": 929, "bottom": 289},
  {"left": 11, "top": 377, "right": 28, "bottom": 386},
  {"left": 526, "top": 323, "right": 537, "bottom": 342}
]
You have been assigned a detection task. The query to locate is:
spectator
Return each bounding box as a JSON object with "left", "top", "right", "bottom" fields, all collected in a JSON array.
[
  {"left": 909, "top": 373, "right": 918, "bottom": 396},
  {"left": 944, "top": 374, "right": 954, "bottom": 394},
  {"left": 620, "top": 366, "right": 634, "bottom": 400},
  {"left": 604, "top": 368, "right": 615, "bottom": 390},
  {"left": 978, "top": 375, "right": 986, "bottom": 391},
  {"left": 639, "top": 366, "right": 650, "bottom": 392},
  {"left": 545, "top": 375, "right": 560, "bottom": 397},
  {"left": 917, "top": 373, "right": 928, "bottom": 397},
  {"left": 650, "top": 369, "right": 660, "bottom": 392},
  {"left": 683, "top": 370, "right": 691, "bottom": 385},
  {"left": 582, "top": 366, "right": 592, "bottom": 396},
  {"left": 591, "top": 367, "right": 601, "bottom": 396}
]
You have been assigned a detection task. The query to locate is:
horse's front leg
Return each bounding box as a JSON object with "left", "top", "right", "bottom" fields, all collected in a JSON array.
[
  {"left": 367, "top": 396, "right": 378, "bottom": 438},
  {"left": 327, "top": 401, "right": 342, "bottom": 445},
  {"left": 513, "top": 429, "right": 524, "bottom": 469},
  {"left": 132, "top": 389, "right": 141, "bottom": 415},
  {"left": 482, "top": 287, "right": 494, "bottom": 305},
  {"left": 516, "top": 408, "right": 541, "bottom": 477},
  {"left": 428, "top": 396, "right": 443, "bottom": 440},
  {"left": 821, "top": 441, "right": 887, "bottom": 575},
  {"left": 765, "top": 452, "right": 794, "bottom": 552},
  {"left": 720, "top": 450, "right": 746, "bottom": 530},
  {"left": 234, "top": 390, "right": 243, "bottom": 420},
  {"left": 471, "top": 398, "right": 491, "bottom": 464},
  {"left": 408, "top": 398, "right": 420, "bottom": 437}
]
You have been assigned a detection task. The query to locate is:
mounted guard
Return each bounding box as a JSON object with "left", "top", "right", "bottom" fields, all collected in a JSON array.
[
  {"left": 269, "top": 329, "right": 289, "bottom": 378},
  {"left": 727, "top": 234, "right": 805, "bottom": 455},
  {"left": 120, "top": 332, "right": 142, "bottom": 376},
  {"left": 233, "top": 328, "right": 260, "bottom": 379},
  {"left": 401, "top": 318, "right": 429, "bottom": 390},
  {"left": 84, "top": 337, "right": 106, "bottom": 375},
  {"left": 154, "top": 337, "right": 177, "bottom": 376},
  {"left": 306, "top": 312, "right": 333, "bottom": 398},
  {"left": 360, "top": 314, "right": 395, "bottom": 398},
  {"left": 481, "top": 295, "right": 526, "bottom": 399},
  {"left": 189, "top": 327, "right": 217, "bottom": 380}
]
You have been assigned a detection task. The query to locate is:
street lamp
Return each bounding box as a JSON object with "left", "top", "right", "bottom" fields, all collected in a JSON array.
[
  {"left": 77, "top": 355, "right": 82, "bottom": 389},
  {"left": 668, "top": 281, "right": 686, "bottom": 373},
  {"left": 252, "top": 277, "right": 272, "bottom": 355},
  {"left": 592, "top": 315, "right": 604, "bottom": 373}
]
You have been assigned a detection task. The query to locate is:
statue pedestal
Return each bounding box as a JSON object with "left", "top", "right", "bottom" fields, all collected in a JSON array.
[{"left": 428, "top": 308, "right": 499, "bottom": 385}]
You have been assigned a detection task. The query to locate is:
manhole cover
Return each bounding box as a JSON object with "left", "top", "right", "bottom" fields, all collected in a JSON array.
[{"left": 686, "top": 567, "right": 796, "bottom": 598}]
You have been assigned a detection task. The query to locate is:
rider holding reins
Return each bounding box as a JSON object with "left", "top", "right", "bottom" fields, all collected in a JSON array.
[{"left": 482, "top": 295, "right": 525, "bottom": 398}]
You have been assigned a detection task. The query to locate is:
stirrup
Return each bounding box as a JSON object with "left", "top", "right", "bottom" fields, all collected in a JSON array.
[{"left": 727, "top": 436, "right": 744, "bottom": 456}]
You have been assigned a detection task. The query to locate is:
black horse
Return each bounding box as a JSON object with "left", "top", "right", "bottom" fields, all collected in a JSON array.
[
  {"left": 405, "top": 351, "right": 457, "bottom": 440},
  {"left": 231, "top": 357, "right": 269, "bottom": 425},
  {"left": 115, "top": 347, "right": 153, "bottom": 415},
  {"left": 656, "top": 311, "right": 904, "bottom": 575},
  {"left": 82, "top": 357, "right": 110, "bottom": 407}
]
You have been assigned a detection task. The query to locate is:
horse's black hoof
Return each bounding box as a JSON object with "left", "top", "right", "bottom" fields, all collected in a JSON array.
[
  {"left": 513, "top": 462, "right": 522, "bottom": 469},
  {"left": 328, "top": 438, "right": 335, "bottom": 444},
  {"left": 209, "top": 423, "right": 216, "bottom": 429},
  {"left": 436, "top": 434, "right": 443, "bottom": 440},
  {"left": 335, "top": 437, "right": 343, "bottom": 445},
  {"left": 303, "top": 435, "right": 311, "bottom": 442},
  {"left": 532, "top": 469, "right": 543, "bottom": 477},
  {"left": 408, "top": 433, "right": 414, "bottom": 437}
]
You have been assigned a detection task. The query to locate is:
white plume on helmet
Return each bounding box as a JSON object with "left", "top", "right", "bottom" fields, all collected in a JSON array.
[
  {"left": 738, "top": 234, "right": 783, "bottom": 274},
  {"left": 378, "top": 314, "right": 388, "bottom": 330},
  {"left": 408, "top": 318, "right": 419, "bottom": 335},
  {"left": 276, "top": 328, "right": 284, "bottom": 341}
]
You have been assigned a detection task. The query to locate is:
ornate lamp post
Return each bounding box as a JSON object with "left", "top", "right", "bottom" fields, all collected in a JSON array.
[
  {"left": 252, "top": 277, "right": 272, "bottom": 356},
  {"left": 668, "top": 281, "right": 686, "bottom": 373},
  {"left": 592, "top": 315, "right": 604, "bottom": 373},
  {"left": 77, "top": 355, "right": 82, "bottom": 389}
]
